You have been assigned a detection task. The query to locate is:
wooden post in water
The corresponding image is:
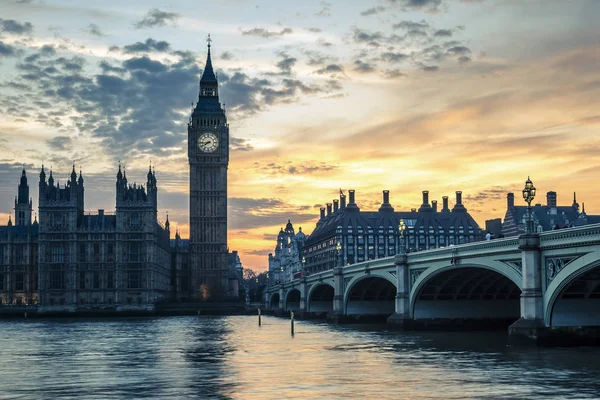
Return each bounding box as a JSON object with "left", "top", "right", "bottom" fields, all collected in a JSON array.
[
  {"left": 24, "top": 312, "right": 27, "bottom": 320},
  {"left": 291, "top": 311, "right": 295, "bottom": 336},
  {"left": 258, "top": 308, "right": 262, "bottom": 327}
]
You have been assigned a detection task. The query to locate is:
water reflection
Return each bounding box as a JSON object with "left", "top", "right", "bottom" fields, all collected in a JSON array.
[{"left": 0, "top": 316, "right": 599, "bottom": 399}]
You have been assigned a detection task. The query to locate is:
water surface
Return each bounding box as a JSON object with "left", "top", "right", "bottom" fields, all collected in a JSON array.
[{"left": 1, "top": 316, "right": 599, "bottom": 399}]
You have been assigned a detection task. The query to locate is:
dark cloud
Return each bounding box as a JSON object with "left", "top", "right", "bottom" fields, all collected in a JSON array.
[
  {"left": 221, "top": 51, "right": 233, "bottom": 60},
  {"left": 275, "top": 53, "right": 297, "bottom": 75},
  {"left": 420, "top": 64, "right": 439, "bottom": 72},
  {"left": 392, "top": 0, "right": 443, "bottom": 12},
  {"left": 361, "top": 6, "right": 386, "bottom": 16},
  {"left": 0, "top": 42, "right": 18, "bottom": 57},
  {"left": 47, "top": 136, "right": 72, "bottom": 151},
  {"left": 84, "top": 23, "right": 105, "bottom": 37},
  {"left": 120, "top": 38, "right": 171, "bottom": 54},
  {"left": 380, "top": 52, "right": 409, "bottom": 63},
  {"left": 134, "top": 8, "right": 180, "bottom": 29},
  {"left": 230, "top": 137, "right": 253, "bottom": 152},
  {"left": 458, "top": 55, "right": 471, "bottom": 63},
  {"left": 351, "top": 27, "right": 384, "bottom": 44},
  {"left": 392, "top": 20, "right": 429, "bottom": 32},
  {"left": 303, "top": 50, "right": 338, "bottom": 66},
  {"left": 313, "top": 64, "right": 344, "bottom": 75},
  {"left": 308, "top": 27, "right": 322, "bottom": 33},
  {"left": 434, "top": 29, "right": 453, "bottom": 37},
  {"left": 240, "top": 27, "right": 293, "bottom": 38},
  {"left": 353, "top": 60, "right": 376, "bottom": 73},
  {"left": 0, "top": 18, "right": 33, "bottom": 35},
  {"left": 229, "top": 197, "right": 316, "bottom": 230},
  {"left": 447, "top": 46, "right": 471, "bottom": 56}
]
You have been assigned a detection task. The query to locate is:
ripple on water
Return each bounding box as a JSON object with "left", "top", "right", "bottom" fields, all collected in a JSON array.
[{"left": 1, "top": 316, "right": 600, "bottom": 399}]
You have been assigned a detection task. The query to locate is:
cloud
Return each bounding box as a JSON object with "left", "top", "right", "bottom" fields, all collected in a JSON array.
[
  {"left": 253, "top": 161, "right": 338, "bottom": 175},
  {"left": 434, "top": 29, "right": 453, "bottom": 37},
  {"left": 382, "top": 69, "right": 407, "bottom": 79},
  {"left": 83, "top": 23, "right": 105, "bottom": 37},
  {"left": 0, "top": 18, "right": 33, "bottom": 35},
  {"left": 230, "top": 137, "right": 253, "bottom": 152},
  {"left": 0, "top": 42, "right": 18, "bottom": 57},
  {"left": 353, "top": 60, "right": 376, "bottom": 73},
  {"left": 47, "top": 136, "right": 72, "bottom": 151},
  {"left": 313, "top": 64, "right": 344, "bottom": 75},
  {"left": 380, "top": 52, "right": 409, "bottom": 63},
  {"left": 229, "top": 197, "right": 316, "bottom": 230},
  {"left": 245, "top": 248, "right": 272, "bottom": 256},
  {"left": 392, "top": 0, "right": 443, "bottom": 12},
  {"left": 308, "top": 28, "right": 322, "bottom": 33},
  {"left": 315, "top": 1, "right": 332, "bottom": 17},
  {"left": 240, "top": 27, "right": 293, "bottom": 38},
  {"left": 134, "top": 8, "right": 180, "bottom": 29},
  {"left": 361, "top": 6, "right": 386, "bottom": 16},
  {"left": 275, "top": 53, "right": 297, "bottom": 75},
  {"left": 221, "top": 51, "right": 234, "bottom": 60},
  {"left": 119, "top": 38, "right": 172, "bottom": 54}
]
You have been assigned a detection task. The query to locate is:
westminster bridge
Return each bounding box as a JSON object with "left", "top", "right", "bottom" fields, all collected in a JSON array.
[{"left": 264, "top": 224, "right": 600, "bottom": 345}]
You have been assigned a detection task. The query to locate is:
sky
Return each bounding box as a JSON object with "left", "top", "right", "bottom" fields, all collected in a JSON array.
[{"left": 0, "top": 0, "right": 599, "bottom": 271}]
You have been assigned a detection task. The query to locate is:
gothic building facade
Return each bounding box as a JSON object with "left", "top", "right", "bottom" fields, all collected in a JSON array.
[
  {"left": 34, "top": 164, "right": 172, "bottom": 311},
  {"left": 267, "top": 220, "right": 307, "bottom": 284},
  {"left": 187, "top": 38, "right": 230, "bottom": 299}
]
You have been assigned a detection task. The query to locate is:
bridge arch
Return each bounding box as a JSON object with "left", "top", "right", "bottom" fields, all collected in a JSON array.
[
  {"left": 285, "top": 288, "right": 301, "bottom": 311},
  {"left": 344, "top": 273, "right": 396, "bottom": 317},
  {"left": 410, "top": 263, "right": 521, "bottom": 324},
  {"left": 307, "top": 283, "right": 334, "bottom": 313},
  {"left": 545, "top": 256, "right": 600, "bottom": 326},
  {"left": 269, "top": 292, "right": 280, "bottom": 311}
]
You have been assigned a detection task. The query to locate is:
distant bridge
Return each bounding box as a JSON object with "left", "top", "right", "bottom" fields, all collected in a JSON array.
[{"left": 265, "top": 224, "right": 600, "bottom": 345}]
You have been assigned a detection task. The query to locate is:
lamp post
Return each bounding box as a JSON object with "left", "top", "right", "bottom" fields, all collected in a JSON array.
[
  {"left": 302, "top": 256, "right": 306, "bottom": 278},
  {"left": 522, "top": 176, "right": 536, "bottom": 234},
  {"left": 398, "top": 218, "right": 406, "bottom": 255},
  {"left": 336, "top": 241, "right": 342, "bottom": 268}
]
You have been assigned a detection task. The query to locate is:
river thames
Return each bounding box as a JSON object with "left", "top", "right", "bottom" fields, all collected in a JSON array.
[{"left": 1, "top": 316, "right": 599, "bottom": 399}]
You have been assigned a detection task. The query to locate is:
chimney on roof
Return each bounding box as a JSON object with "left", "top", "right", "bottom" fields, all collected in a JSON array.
[
  {"left": 547, "top": 191, "right": 557, "bottom": 208},
  {"left": 442, "top": 196, "right": 449, "bottom": 212},
  {"left": 326, "top": 203, "right": 332, "bottom": 216},
  {"left": 340, "top": 193, "right": 346, "bottom": 209},
  {"left": 411, "top": 208, "right": 416, "bottom": 212},
  {"left": 379, "top": 190, "right": 394, "bottom": 212},
  {"left": 418, "top": 190, "right": 432, "bottom": 212},
  {"left": 451, "top": 191, "right": 466, "bottom": 212},
  {"left": 432, "top": 200, "right": 438, "bottom": 212},
  {"left": 346, "top": 189, "right": 360, "bottom": 211},
  {"left": 333, "top": 199, "right": 339, "bottom": 212},
  {"left": 320, "top": 207, "right": 325, "bottom": 219},
  {"left": 507, "top": 192, "right": 515, "bottom": 210}
]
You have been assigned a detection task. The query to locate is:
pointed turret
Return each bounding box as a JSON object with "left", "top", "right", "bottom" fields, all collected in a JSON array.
[
  {"left": 39, "top": 164, "right": 46, "bottom": 183},
  {"left": 70, "top": 164, "right": 77, "bottom": 184},
  {"left": 78, "top": 168, "right": 84, "bottom": 185},
  {"left": 165, "top": 212, "right": 170, "bottom": 231},
  {"left": 17, "top": 168, "right": 29, "bottom": 204},
  {"left": 48, "top": 168, "right": 54, "bottom": 186},
  {"left": 8, "top": 215, "right": 12, "bottom": 226},
  {"left": 572, "top": 191, "right": 579, "bottom": 211},
  {"left": 199, "top": 34, "right": 219, "bottom": 98}
]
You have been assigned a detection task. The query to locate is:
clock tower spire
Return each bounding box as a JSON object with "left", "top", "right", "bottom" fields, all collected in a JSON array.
[{"left": 188, "top": 35, "right": 230, "bottom": 299}]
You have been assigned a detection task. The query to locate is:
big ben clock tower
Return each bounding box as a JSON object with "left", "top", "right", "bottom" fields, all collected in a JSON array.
[{"left": 188, "top": 36, "right": 229, "bottom": 299}]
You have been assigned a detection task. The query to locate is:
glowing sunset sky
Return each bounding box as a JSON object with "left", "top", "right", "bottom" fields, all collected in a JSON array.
[{"left": 1, "top": 0, "right": 599, "bottom": 271}]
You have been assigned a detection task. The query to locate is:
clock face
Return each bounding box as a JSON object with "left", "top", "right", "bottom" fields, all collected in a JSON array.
[{"left": 198, "top": 132, "right": 219, "bottom": 153}]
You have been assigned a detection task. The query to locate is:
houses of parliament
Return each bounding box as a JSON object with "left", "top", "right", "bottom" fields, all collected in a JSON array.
[{"left": 0, "top": 41, "right": 242, "bottom": 311}]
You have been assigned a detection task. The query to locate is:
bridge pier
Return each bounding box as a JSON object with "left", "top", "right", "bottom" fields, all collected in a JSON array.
[
  {"left": 387, "top": 254, "right": 414, "bottom": 329},
  {"left": 509, "top": 233, "right": 550, "bottom": 345},
  {"left": 327, "top": 267, "right": 347, "bottom": 323}
]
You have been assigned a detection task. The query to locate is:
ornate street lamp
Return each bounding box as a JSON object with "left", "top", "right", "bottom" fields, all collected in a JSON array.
[
  {"left": 522, "top": 176, "right": 536, "bottom": 234},
  {"left": 302, "top": 256, "right": 306, "bottom": 277},
  {"left": 399, "top": 218, "right": 407, "bottom": 255},
  {"left": 336, "top": 241, "right": 342, "bottom": 267}
]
